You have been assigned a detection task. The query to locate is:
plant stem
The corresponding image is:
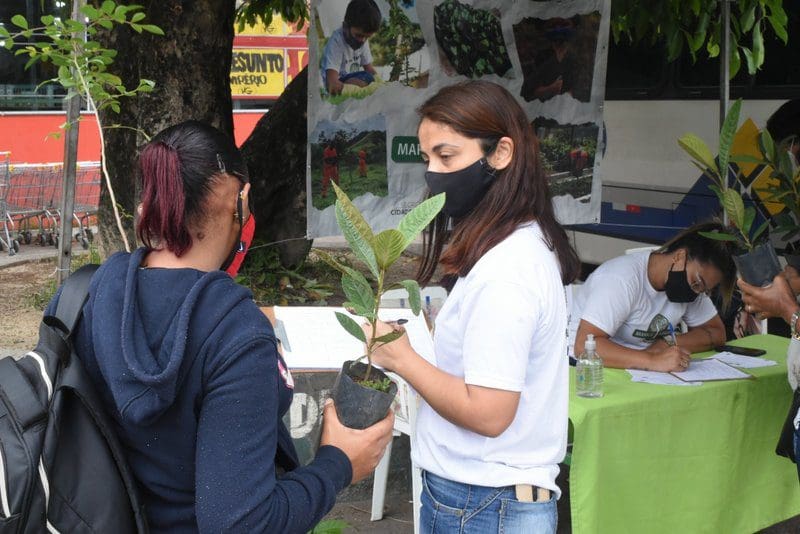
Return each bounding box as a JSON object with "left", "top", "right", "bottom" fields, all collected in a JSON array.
[
  {"left": 72, "top": 45, "right": 131, "bottom": 253},
  {"left": 364, "top": 269, "right": 387, "bottom": 383}
]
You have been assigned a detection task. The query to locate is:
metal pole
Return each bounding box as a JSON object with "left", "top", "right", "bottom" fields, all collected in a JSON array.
[
  {"left": 720, "top": 0, "right": 731, "bottom": 226},
  {"left": 57, "top": 0, "right": 85, "bottom": 284},
  {"left": 719, "top": 0, "right": 731, "bottom": 130}
]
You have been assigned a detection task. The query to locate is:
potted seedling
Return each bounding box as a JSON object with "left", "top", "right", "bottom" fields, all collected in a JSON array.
[
  {"left": 738, "top": 129, "right": 800, "bottom": 270},
  {"left": 678, "top": 99, "right": 781, "bottom": 287},
  {"left": 316, "top": 182, "right": 445, "bottom": 429}
]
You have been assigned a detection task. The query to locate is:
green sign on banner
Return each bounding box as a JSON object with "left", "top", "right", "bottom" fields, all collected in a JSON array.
[{"left": 391, "top": 136, "right": 423, "bottom": 163}]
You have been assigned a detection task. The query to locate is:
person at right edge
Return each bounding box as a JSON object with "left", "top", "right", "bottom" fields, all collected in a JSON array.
[
  {"left": 363, "top": 81, "right": 581, "bottom": 532},
  {"left": 46, "top": 121, "right": 394, "bottom": 533},
  {"left": 738, "top": 98, "right": 800, "bottom": 481}
]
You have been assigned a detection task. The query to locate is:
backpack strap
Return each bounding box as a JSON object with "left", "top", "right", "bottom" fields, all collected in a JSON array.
[{"left": 54, "top": 264, "right": 99, "bottom": 333}]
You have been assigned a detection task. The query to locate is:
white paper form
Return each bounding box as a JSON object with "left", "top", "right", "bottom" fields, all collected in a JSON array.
[
  {"left": 272, "top": 306, "right": 434, "bottom": 369},
  {"left": 712, "top": 352, "right": 778, "bottom": 369},
  {"left": 671, "top": 358, "right": 752, "bottom": 381},
  {"left": 627, "top": 370, "right": 702, "bottom": 386}
]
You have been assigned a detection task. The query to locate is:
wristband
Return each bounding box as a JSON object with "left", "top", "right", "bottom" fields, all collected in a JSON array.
[{"left": 791, "top": 310, "right": 800, "bottom": 341}]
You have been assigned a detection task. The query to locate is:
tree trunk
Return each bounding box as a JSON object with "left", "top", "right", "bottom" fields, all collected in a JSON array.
[
  {"left": 96, "top": 0, "right": 237, "bottom": 255},
  {"left": 240, "top": 68, "right": 311, "bottom": 268}
]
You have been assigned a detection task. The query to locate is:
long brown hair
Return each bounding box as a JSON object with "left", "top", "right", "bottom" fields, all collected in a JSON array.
[{"left": 416, "top": 80, "right": 580, "bottom": 286}]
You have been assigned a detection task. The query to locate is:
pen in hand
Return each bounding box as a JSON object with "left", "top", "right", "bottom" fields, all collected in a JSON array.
[{"left": 667, "top": 323, "right": 678, "bottom": 347}]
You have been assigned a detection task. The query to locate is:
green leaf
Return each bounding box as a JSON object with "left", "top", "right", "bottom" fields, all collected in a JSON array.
[
  {"left": 741, "top": 47, "right": 755, "bottom": 76},
  {"left": 729, "top": 154, "right": 765, "bottom": 165},
  {"left": 768, "top": 14, "right": 789, "bottom": 44},
  {"left": 374, "top": 330, "right": 404, "bottom": 344},
  {"left": 718, "top": 99, "right": 742, "bottom": 176},
  {"left": 751, "top": 219, "right": 770, "bottom": 243},
  {"left": 398, "top": 279, "right": 422, "bottom": 315},
  {"left": 98, "top": 18, "right": 113, "bottom": 30},
  {"left": 678, "top": 133, "right": 719, "bottom": 177},
  {"left": 310, "top": 518, "right": 349, "bottom": 534},
  {"left": 341, "top": 272, "right": 375, "bottom": 317},
  {"left": 698, "top": 230, "right": 738, "bottom": 242},
  {"left": 81, "top": 5, "right": 99, "bottom": 19},
  {"left": 758, "top": 129, "right": 776, "bottom": 163},
  {"left": 729, "top": 47, "right": 741, "bottom": 78},
  {"left": 101, "top": 0, "right": 115, "bottom": 15},
  {"left": 397, "top": 193, "right": 445, "bottom": 245},
  {"left": 11, "top": 14, "right": 28, "bottom": 29},
  {"left": 332, "top": 182, "right": 379, "bottom": 279},
  {"left": 142, "top": 24, "right": 164, "bottom": 36},
  {"left": 752, "top": 21, "right": 764, "bottom": 70},
  {"left": 740, "top": 5, "right": 756, "bottom": 32},
  {"left": 721, "top": 188, "right": 746, "bottom": 230},
  {"left": 372, "top": 229, "right": 406, "bottom": 270},
  {"left": 131, "top": 12, "right": 146, "bottom": 23},
  {"left": 334, "top": 312, "right": 366, "bottom": 342},
  {"left": 743, "top": 206, "right": 755, "bottom": 235}
]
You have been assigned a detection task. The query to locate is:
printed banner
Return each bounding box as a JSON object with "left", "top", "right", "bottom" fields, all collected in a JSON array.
[{"left": 307, "top": 0, "right": 610, "bottom": 237}]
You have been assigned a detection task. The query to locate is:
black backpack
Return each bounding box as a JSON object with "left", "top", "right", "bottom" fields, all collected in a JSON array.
[{"left": 0, "top": 264, "right": 148, "bottom": 533}]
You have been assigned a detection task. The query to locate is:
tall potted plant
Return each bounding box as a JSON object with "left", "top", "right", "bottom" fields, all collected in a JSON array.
[
  {"left": 678, "top": 99, "right": 781, "bottom": 287},
  {"left": 317, "top": 183, "right": 444, "bottom": 429},
  {"left": 743, "top": 129, "right": 800, "bottom": 270}
]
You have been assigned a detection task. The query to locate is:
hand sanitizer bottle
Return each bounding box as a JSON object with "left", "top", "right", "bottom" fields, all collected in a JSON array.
[{"left": 576, "top": 333, "right": 603, "bottom": 398}]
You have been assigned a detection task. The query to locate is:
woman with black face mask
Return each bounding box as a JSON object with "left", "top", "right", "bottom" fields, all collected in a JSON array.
[
  {"left": 360, "top": 81, "right": 581, "bottom": 533},
  {"left": 571, "top": 221, "right": 736, "bottom": 373}
]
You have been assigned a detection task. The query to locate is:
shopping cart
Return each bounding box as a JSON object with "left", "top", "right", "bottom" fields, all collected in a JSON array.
[
  {"left": 0, "top": 153, "right": 50, "bottom": 256},
  {"left": 72, "top": 163, "right": 101, "bottom": 248}
]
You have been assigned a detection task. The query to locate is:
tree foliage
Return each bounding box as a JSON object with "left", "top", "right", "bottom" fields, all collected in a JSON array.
[{"left": 611, "top": 0, "right": 789, "bottom": 77}]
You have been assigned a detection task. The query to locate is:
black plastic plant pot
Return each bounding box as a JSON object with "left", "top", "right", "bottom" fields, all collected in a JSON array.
[
  {"left": 784, "top": 242, "right": 800, "bottom": 271},
  {"left": 332, "top": 360, "right": 397, "bottom": 430},
  {"left": 733, "top": 243, "right": 782, "bottom": 287}
]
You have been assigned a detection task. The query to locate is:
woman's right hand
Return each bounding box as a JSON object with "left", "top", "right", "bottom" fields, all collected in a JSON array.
[
  {"left": 361, "top": 320, "right": 414, "bottom": 373},
  {"left": 738, "top": 274, "right": 798, "bottom": 324},
  {"left": 319, "top": 400, "right": 394, "bottom": 484},
  {"left": 645, "top": 343, "right": 691, "bottom": 372}
]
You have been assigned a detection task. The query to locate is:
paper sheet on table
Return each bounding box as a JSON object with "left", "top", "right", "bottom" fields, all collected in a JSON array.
[
  {"left": 272, "top": 306, "right": 435, "bottom": 369},
  {"left": 671, "top": 358, "right": 752, "bottom": 381},
  {"left": 627, "top": 369, "right": 703, "bottom": 386},
  {"left": 712, "top": 352, "right": 778, "bottom": 369}
]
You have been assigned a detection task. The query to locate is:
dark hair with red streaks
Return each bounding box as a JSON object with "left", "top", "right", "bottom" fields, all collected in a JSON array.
[{"left": 136, "top": 120, "right": 248, "bottom": 256}]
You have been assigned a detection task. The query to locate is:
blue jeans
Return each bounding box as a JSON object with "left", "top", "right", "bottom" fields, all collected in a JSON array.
[
  {"left": 794, "top": 426, "right": 800, "bottom": 483},
  {"left": 420, "top": 470, "right": 557, "bottom": 534}
]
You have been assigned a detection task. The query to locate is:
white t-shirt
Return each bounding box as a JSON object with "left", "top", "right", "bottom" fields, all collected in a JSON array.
[
  {"left": 413, "top": 222, "right": 568, "bottom": 495},
  {"left": 569, "top": 251, "right": 718, "bottom": 350},
  {"left": 320, "top": 27, "right": 373, "bottom": 86}
]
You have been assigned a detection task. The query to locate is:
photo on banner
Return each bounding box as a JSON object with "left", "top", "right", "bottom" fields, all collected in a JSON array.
[
  {"left": 307, "top": 0, "right": 610, "bottom": 238},
  {"left": 513, "top": 13, "right": 600, "bottom": 103},
  {"left": 316, "top": 0, "right": 430, "bottom": 104},
  {"left": 533, "top": 118, "right": 599, "bottom": 202},
  {"left": 309, "top": 115, "right": 388, "bottom": 210}
]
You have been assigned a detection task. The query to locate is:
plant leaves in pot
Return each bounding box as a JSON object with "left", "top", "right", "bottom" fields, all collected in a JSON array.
[
  {"left": 678, "top": 99, "right": 782, "bottom": 287},
  {"left": 319, "top": 182, "right": 445, "bottom": 429}
]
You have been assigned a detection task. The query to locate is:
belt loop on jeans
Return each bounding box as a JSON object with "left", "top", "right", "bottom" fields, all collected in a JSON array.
[{"left": 514, "top": 484, "right": 551, "bottom": 502}]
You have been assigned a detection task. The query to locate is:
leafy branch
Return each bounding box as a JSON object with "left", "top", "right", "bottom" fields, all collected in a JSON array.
[
  {"left": 0, "top": 1, "right": 164, "bottom": 252},
  {"left": 317, "top": 183, "right": 444, "bottom": 387},
  {"left": 678, "top": 99, "right": 769, "bottom": 251},
  {"left": 611, "top": 0, "right": 788, "bottom": 77}
]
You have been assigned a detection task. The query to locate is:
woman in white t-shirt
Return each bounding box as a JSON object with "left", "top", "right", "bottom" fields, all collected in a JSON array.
[
  {"left": 363, "top": 81, "right": 581, "bottom": 533},
  {"left": 572, "top": 222, "right": 736, "bottom": 372}
]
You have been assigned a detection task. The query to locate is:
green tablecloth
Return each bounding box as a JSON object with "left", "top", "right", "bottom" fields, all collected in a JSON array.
[{"left": 569, "top": 334, "right": 800, "bottom": 533}]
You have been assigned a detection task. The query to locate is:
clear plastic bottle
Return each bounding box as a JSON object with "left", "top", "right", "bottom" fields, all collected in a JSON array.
[{"left": 576, "top": 333, "right": 603, "bottom": 398}]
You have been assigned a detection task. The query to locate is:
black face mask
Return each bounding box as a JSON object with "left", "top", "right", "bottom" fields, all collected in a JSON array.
[
  {"left": 664, "top": 265, "right": 698, "bottom": 303},
  {"left": 424, "top": 158, "right": 496, "bottom": 219},
  {"left": 343, "top": 26, "right": 364, "bottom": 50}
]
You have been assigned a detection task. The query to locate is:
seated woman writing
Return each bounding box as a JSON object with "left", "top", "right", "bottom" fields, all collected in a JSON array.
[{"left": 571, "top": 222, "right": 736, "bottom": 372}]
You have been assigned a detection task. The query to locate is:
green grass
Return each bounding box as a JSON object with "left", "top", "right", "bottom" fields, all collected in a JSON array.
[{"left": 311, "top": 164, "right": 388, "bottom": 211}]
